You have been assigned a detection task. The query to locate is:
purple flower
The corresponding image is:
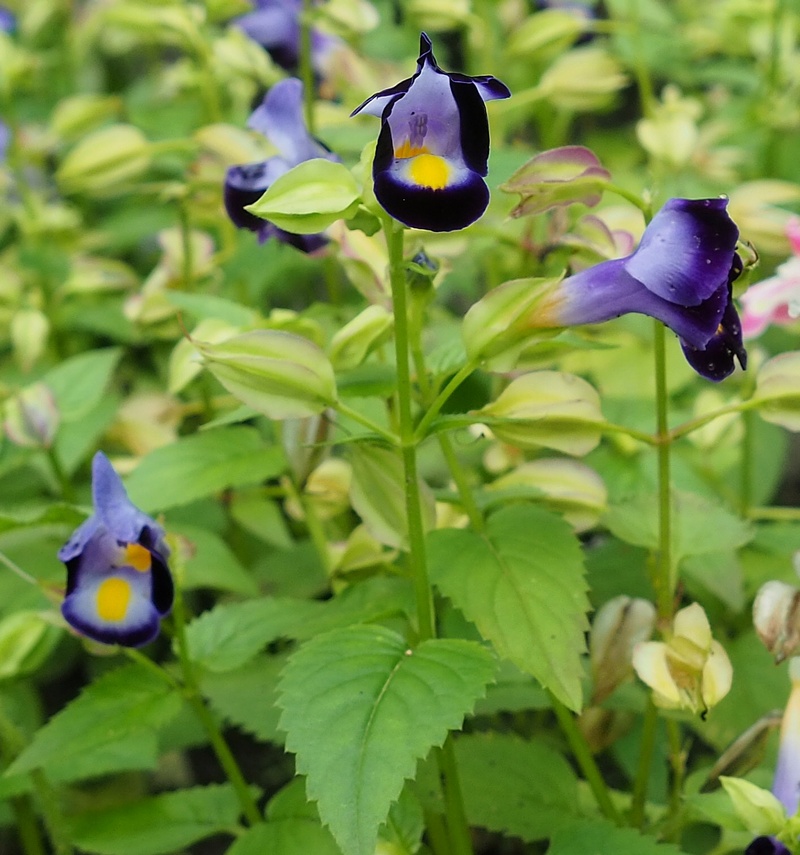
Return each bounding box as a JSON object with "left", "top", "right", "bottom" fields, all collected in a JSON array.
[
  {"left": 745, "top": 665, "right": 800, "bottom": 855},
  {"left": 58, "top": 452, "right": 173, "bottom": 647},
  {"left": 351, "top": 33, "right": 511, "bottom": 232},
  {"left": 528, "top": 197, "right": 747, "bottom": 381},
  {"left": 233, "top": 0, "right": 338, "bottom": 74},
  {"left": 0, "top": 6, "right": 15, "bottom": 33},
  {"left": 224, "top": 78, "right": 337, "bottom": 252}
]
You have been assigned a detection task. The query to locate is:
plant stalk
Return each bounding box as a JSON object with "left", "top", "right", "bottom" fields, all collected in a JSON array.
[
  {"left": 172, "top": 591, "right": 262, "bottom": 826},
  {"left": 549, "top": 693, "right": 622, "bottom": 826}
]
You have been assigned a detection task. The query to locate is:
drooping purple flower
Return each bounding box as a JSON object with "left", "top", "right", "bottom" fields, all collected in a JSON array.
[
  {"left": 58, "top": 452, "right": 173, "bottom": 647},
  {"left": 233, "top": 0, "right": 338, "bottom": 74},
  {"left": 0, "top": 6, "right": 15, "bottom": 33},
  {"left": 524, "top": 197, "right": 747, "bottom": 381},
  {"left": 745, "top": 663, "right": 800, "bottom": 855},
  {"left": 224, "top": 77, "right": 337, "bottom": 252},
  {"left": 351, "top": 33, "right": 511, "bottom": 232}
]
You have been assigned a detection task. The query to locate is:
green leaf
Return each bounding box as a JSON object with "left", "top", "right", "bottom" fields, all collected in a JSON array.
[
  {"left": 349, "top": 443, "right": 436, "bottom": 549},
  {"left": 225, "top": 820, "right": 342, "bottom": 855},
  {"left": 246, "top": 158, "right": 361, "bottom": 234},
  {"left": 174, "top": 524, "right": 258, "bottom": 595},
  {"left": 7, "top": 664, "right": 181, "bottom": 781},
  {"left": 43, "top": 348, "right": 122, "bottom": 420},
  {"left": 166, "top": 291, "right": 258, "bottom": 326},
  {"left": 455, "top": 732, "right": 579, "bottom": 841},
  {"left": 201, "top": 654, "right": 287, "bottom": 744},
  {"left": 547, "top": 819, "right": 687, "bottom": 855},
  {"left": 277, "top": 625, "right": 496, "bottom": 855},
  {"left": 186, "top": 577, "right": 414, "bottom": 672},
  {"left": 124, "top": 427, "right": 286, "bottom": 513},
  {"left": 604, "top": 490, "right": 753, "bottom": 563},
  {"left": 68, "top": 784, "right": 244, "bottom": 855},
  {"left": 428, "top": 505, "right": 589, "bottom": 710}
]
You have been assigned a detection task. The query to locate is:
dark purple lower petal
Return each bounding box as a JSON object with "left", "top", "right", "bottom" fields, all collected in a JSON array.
[
  {"left": 224, "top": 165, "right": 274, "bottom": 232},
  {"left": 745, "top": 836, "right": 791, "bottom": 855},
  {"left": 680, "top": 296, "right": 746, "bottom": 381},
  {"left": 374, "top": 168, "right": 489, "bottom": 231},
  {"left": 150, "top": 550, "right": 174, "bottom": 616},
  {"left": 257, "top": 223, "right": 328, "bottom": 253}
]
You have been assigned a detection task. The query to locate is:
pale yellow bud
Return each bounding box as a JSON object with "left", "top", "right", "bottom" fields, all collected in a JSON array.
[
  {"left": 590, "top": 596, "right": 656, "bottom": 704},
  {"left": 753, "top": 580, "right": 800, "bottom": 663}
]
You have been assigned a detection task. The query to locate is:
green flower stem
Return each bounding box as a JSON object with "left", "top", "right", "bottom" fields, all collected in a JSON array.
[
  {"left": 0, "top": 699, "right": 47, "bottom": 855},
  {"left": 30, "top": 770, "right": 73, "bottom": 855},
  {"left": 124, "top": 647, "right": 181, "bottom": 689},
  {"left": 438, "top": 433, "right": 484, "bottom": 533},
  {"left": 436, "top": 740, "right": 475, "bottom": 855},
  {"left": 284, "top": 477, "right": 333, "bottom": 575},
  {"left": 653, "top": 321, "right": 673, "bottom": 620},
  {"left": 0, "top": 550, "right": 39, "bottom": 587},
  {"left": 299, "top": 0, "right": 316, "bottom": 135},
  {"left": 629, "top": 697, "right": 659, "bottom": 828},
  {"left": 664, "top": 718, "right": 686, "bottom": 841},
  {"left": 668, "top": 399, "right": 758, "bottom": 442},
  {"left": 46, "top": 446, "right": 75, "bottom": 503},
  {"left": 423, "top": 807, "right": 452, "bottom": 855},
  {"left": 625, "top": 0, "right": 656, "bottom": 118},
  {"left": 601, "top": 422, "right": 658, "bottom": 446},
  {"left": 740, "top": 409, "right": 755, "bottom": 515},
  {"left": 385, "top": 219, "right": 436, "bottom": 642},
  {"left": 415, "top": 362, "right": 477, "bottom": 443},
  {"left": 747, "top": 506, "right": 800, "bottom": 522},
  {"left": 384, "top": 217, "right": 473, "bottom": 855},
  {"left": 548, "top": 692, "right": 623, "bottom": 826},
  {"left": 11, "top": 795, "right": 47, "bottom": 855},
  {"left": 172, "top": 591, "right": 262, "bottom": 826},
  {"left": 600, "top": 182, "right": 653, "bottom": 219},
  {"left": 334, "top": 400, "right": 399, "bottom": 445},
  {"left": 178, "top": 202, "right": 194, "bottom": 290},
  {"left": 0, "top": 697, "right": 73, "bottom": 855}
]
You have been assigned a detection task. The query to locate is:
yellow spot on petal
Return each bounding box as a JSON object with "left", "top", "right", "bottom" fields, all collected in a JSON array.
[
  {"left": 408, "top": 154, "right": 449, "bottom": 190},
  {"left": 97, "top": 577, "right": 132, "bottom": 622},
  {"left": 395, "top": 139, "right": 429, "bottom": 159},
  {"left": 124, "top": 543, "right": 152, "bottom": 572}
]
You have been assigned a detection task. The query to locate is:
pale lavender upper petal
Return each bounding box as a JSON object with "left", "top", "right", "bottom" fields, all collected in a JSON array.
[
  {"left": 248, "top": 78, "right": 331, "bottom": 165},
  {"left": 91, "top": 452, "right": 165, "bottom": 548},
  {"left": 625, "top": 198, "right": 739, "bottom": 307},
  {"left": 234, "top": 1, "right": 298, "bottom": 55}
]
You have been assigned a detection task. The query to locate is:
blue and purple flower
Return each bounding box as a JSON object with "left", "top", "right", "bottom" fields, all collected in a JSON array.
[
  {"left": 233, "top": 0, "right": 338, "bottom": 74},
  {"left": 351, "top": 33, "right": 511, "bottom": 232},
  {"left": 745, "top": 662, "right": 800, "bottom": 855},
  {"left": 526, "top": 197, "right": 747, "bottom": 381},
  {"left": 58, "top": 452, "right": 173, "bottom": 647},
  {"left": 224, "top": 77, "right": 338, "bottom": 252}
]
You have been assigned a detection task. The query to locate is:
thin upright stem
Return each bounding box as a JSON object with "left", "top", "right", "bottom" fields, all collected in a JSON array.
[
  {"left": 172, "top": 591, "right": 262, "bottom": 826},
  {"left": 438, "top": 434, "right": 484, "bottom": 533},
  {"left": 549, "top": 693, "right": 623, "bottom": 826},
  {"left": 415, "top": 362, "right": 477, "bottom": 443},
  {"left": 384, "top": 217, "right": 473, "bottom": 855},
  {"left": 11, "top": 796, "right": 47, "bottom": 855},
  {"left": 299, "top": 0, "right": 316, "bottom": 135},
  {"left": 653, "top": 322, "right": 673, "bottom": 620},
  {"left": 46, "top": 447, "right": 75, "bottom": 503},
  {"left": 630, "top": 698, "right": 659, "bottom": 828},
  {"left": 384, "top": 219, "right": 436, "bottom": 642},
  {"left": 334, "top": 400, "right": 398, "bottom": 445}
]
